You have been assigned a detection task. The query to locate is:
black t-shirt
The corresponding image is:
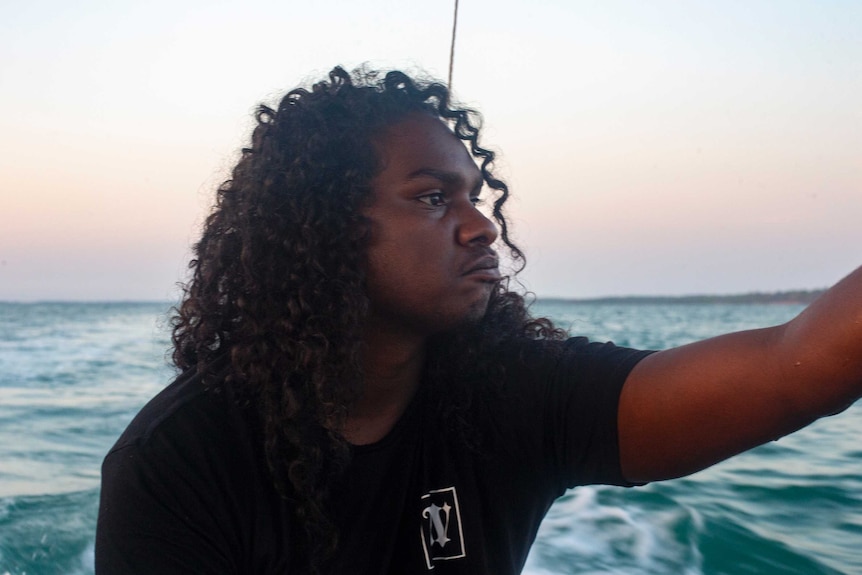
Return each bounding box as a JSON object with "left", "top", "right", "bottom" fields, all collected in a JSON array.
[{"left": 96, "top": 338, "right": 651, "bottom": 574}]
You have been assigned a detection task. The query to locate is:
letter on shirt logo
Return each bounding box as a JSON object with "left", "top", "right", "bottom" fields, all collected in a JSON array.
[
  {"left": 423, "top": 502, "right": 452, "bottom": 547},
  {"left": 420, "top": 487, "right": 465, "bottom": 569}
]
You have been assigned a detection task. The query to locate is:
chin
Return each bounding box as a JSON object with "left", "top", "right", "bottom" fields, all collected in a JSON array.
[{"left": 445, "top": 295, "right": 492, "bottom": 333}]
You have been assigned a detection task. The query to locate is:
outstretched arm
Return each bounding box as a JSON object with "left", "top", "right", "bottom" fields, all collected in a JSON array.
[{"left": 618, "top": 265, "right": 862, "bottom": 483}]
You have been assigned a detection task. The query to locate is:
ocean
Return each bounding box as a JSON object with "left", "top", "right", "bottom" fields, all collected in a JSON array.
[{"left": 1, "top": 300, "right": 860, "bottom": 574}]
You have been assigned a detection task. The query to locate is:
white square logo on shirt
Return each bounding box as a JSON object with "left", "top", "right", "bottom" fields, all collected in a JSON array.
[{"left": 420, "top": 486, "right": 466, "bottom": 569}]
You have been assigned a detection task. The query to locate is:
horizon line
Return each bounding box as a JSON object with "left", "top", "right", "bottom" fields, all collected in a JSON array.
[{"left": 0, "top": 287, "right": 828, "bottom": 306}]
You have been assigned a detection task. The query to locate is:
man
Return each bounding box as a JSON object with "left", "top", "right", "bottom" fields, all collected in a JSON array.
[{"left": 95, "top": 67, "right": 862, "bottom": 574}]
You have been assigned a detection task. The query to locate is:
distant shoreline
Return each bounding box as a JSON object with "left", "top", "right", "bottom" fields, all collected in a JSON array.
[
  {"left": 539, "top": 289, "right": 826, "bottom": 306},
  {"left": 0, "top": 289, "right": 828, "bottom": 306}
]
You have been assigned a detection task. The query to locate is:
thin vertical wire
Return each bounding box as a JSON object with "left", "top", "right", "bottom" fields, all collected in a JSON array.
[{"left": 448, "top": 0, "right": 459, "bottom": 90}]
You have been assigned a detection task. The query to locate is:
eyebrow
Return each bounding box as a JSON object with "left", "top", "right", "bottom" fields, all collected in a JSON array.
[{"left": 406, "top": 168, "right": 484, "bottom": 193}]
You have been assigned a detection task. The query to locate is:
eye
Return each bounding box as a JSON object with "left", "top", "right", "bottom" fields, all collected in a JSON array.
[
  {"left": 417, "top": 191, "right": 447, "bottom": 207},
  {"left": 470, "top": 196, "right": 485, "bottom": 207}
]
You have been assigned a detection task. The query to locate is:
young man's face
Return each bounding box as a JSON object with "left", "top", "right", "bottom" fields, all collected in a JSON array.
[{"left": 363, "top": 112, "right": 500, "bottom": 338}]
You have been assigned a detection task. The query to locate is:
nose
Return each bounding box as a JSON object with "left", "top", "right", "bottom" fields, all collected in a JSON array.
[{"left": 457, "top": 203, "right": 499, "bottom": 247}]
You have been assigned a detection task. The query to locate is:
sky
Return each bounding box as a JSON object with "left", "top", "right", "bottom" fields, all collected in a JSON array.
[{"left": 1, "top": 0, "right": 859, "bottom": 301}]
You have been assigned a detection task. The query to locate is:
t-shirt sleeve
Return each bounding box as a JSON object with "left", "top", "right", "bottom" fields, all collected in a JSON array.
[
  {"left": 95, "top": 378, "right": 244, "bottom": 574},
  {"left": 504, "top": 337, "right": 653, "bottom": 491},
  {"left": 554, "top": 338, "right": 653, "bottom": 488},
  {"left": 96, "top": 441, "right": 235, "bottom": 574}
]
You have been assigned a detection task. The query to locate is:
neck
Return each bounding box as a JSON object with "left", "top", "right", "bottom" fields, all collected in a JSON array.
[{"left": 343, "top": 326, "right": 426, "bottom": 445}]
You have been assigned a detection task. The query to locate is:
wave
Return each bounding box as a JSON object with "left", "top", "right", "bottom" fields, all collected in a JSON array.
[{"left": 0, "top": 490, "right": 97, "bottom": 575}]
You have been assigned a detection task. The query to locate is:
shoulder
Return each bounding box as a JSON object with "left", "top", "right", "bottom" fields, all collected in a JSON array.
[
  {"left": 459, "top": 337, "right": 653, "bottom": 489},
  {"left": 104, "top": 360, "right": 257, "bottom": 473},
  {"left": 108, "top": 368, "right": 205, "bottom": 452},
  {"left": 108, "top": 367, "right": 230, "bottom": 453},
  {"left": 97, "top": 364, "right": 274, "bottom": 573},
  {"left": 494, "top": 336, "right": 654, "bottom": 386}
]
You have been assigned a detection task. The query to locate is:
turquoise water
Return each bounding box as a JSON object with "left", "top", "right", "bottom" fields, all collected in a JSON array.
[{"left": 1, "top": 301, "right": 860, "bottom": 574}]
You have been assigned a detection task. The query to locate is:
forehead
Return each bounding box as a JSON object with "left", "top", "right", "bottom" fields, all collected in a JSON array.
[{"left": 373, "top": 113, "right": 481, "bottom": 183}]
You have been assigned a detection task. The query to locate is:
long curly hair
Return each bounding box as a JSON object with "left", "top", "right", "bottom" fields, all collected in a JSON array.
[{"left": 171, "top": 66, "right": 564, "bottom": 571}]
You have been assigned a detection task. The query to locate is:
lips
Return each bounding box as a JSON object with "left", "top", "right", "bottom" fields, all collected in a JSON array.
[{"left": 461, "top": 253, "right": 501, "bottom": 281}]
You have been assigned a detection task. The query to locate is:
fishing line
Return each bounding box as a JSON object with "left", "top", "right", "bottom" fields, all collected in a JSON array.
[{"left": 448, "top": 0, "right": 459, "bottom": 90}]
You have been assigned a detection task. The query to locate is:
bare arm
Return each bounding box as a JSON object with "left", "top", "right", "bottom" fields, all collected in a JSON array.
[{"left": 618, "top": 265, "right": 862, "bottom": 483}]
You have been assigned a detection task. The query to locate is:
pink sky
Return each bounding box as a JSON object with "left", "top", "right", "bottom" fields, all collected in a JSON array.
[{"left": 1, "top": 1, "right": 859, "bottom": 300}]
